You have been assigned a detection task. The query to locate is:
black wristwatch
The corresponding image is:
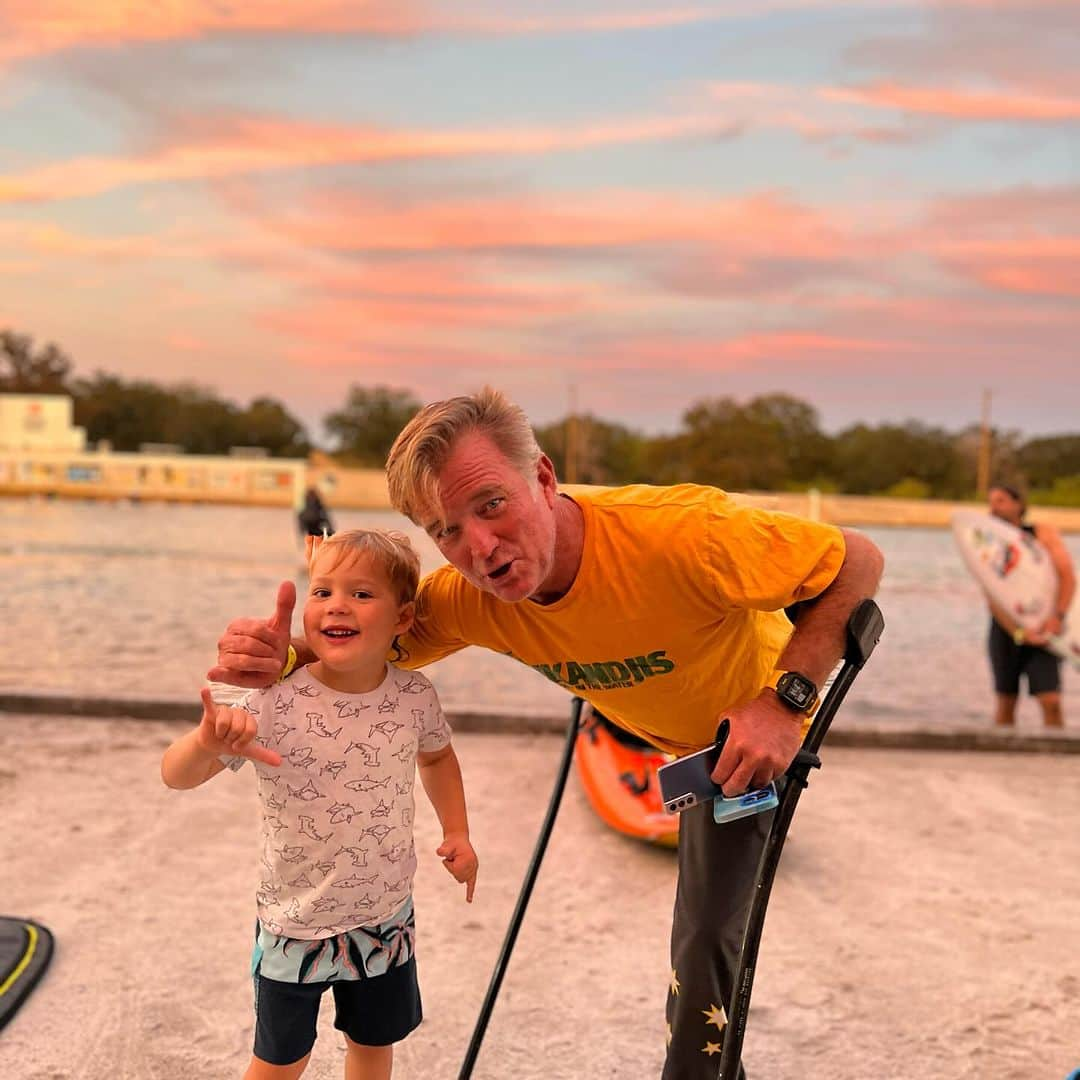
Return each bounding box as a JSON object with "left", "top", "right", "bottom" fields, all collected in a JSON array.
[{"left": 765, "top": 670, "right": 820, "bottom": 716}]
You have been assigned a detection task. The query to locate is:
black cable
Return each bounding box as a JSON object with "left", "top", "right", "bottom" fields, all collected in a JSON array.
[{"left": 457, "top": 696, "right": 584, "bottom": 1079}]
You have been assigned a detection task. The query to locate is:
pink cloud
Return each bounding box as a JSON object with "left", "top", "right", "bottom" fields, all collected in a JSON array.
[
  {"left": 241, "top": 187, "right": 840, "bottom": 257},
  {"left": 165, "top": 333, "right": 208, "bottom": 351},
  {"left": 823, "top": 82, "right": 1080, "bottom": 121},
  {"left": 0, "top": 3, "right": 860, "bottom": 68},
  {"left": 0, "top": 111, "right": 732, "bottom": 204}
]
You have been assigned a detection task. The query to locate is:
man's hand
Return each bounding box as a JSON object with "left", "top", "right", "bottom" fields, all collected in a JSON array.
[
  {"left": 436, "top": 832, "right": 478, "bottom": 902},
  {"left": 195, "top": 688, "right": 283, "bottom": 766},
  {"left": 207, "top": 581, "right": 296, "bottom": 689},
  {"left": 710, "top": 694, "right": 803, "bottom": 795}
]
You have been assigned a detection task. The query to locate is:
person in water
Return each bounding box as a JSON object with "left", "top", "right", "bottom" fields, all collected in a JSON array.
[
  {"left": 298, "top": 486, "right": 335, "bottom": 539},
  {"left": 986, "top": 483, "right": 1074, "bottom": 728}
]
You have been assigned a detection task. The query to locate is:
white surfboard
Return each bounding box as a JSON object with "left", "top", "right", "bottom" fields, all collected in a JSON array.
[{"left": 951, "top": 510, "right": 1080, "bottom": 669}]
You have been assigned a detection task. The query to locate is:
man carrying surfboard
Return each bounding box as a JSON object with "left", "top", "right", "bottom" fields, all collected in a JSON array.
[
  {"left": 212, "top": 387, "right": 884, "bottom": 1079},
  {"left": 986, "top": 483, "right": 1075, "bottom": 729}
]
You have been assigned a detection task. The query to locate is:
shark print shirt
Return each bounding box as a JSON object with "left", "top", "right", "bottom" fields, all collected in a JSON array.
[{"left": 224, "top": 664, "right": 451, "bottom": 939}]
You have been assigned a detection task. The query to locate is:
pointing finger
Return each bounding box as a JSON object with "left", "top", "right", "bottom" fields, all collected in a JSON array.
[{"left": 242, "top": 742, "right": 283, "bottom": 768}]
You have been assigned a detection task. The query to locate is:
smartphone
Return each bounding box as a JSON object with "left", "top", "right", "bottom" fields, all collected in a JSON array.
[
  {"left": 656, "top": 742, "right": 722, "bottom": 814},
  {"left": 656, "top": 720, "right": 779, "bottom": 823}
]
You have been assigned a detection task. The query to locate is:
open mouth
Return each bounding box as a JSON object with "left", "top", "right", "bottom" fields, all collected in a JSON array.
[
  {"left": 487, "top": 562, "right": 513, "bottom": 581},
  {"left": 322, "top": 628, "right": 358, "bottom": 638}
]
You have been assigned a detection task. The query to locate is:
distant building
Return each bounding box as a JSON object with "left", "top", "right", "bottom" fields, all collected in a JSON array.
[
  {"left": 0, "top": 394, "right": 86, "bottom": 452},
  {"left": 0, "top": 393, "right": 306, "bottom": 507}
]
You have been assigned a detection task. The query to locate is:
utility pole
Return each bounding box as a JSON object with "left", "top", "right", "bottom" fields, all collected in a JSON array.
[
  {"left": 975, "top": 388, "right": 992, "bottom": 498},
  {"left": 565, "top": 381, "right": 579, "bottom": 484}
]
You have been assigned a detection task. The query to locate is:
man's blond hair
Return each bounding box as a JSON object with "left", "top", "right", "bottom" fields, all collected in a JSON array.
[
  {"left": 307, "top": 528, "right": 420, "bottom": 606},
  {"left": 385, "top": 387, "right": 542, "bottom": 524}
]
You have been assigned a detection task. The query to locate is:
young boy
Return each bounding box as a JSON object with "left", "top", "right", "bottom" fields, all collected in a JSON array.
[{"left": 161, "top": 529, "right": 478, "bottom": 1080}]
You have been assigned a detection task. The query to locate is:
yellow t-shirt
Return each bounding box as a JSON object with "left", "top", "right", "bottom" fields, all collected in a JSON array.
[{"left": 399, "top": 483, "right": 846, "bottom": 756}]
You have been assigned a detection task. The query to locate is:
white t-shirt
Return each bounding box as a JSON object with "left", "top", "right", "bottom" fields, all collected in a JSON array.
[{"left": 225, "top": 664, "right": 451, "bottom": 939}]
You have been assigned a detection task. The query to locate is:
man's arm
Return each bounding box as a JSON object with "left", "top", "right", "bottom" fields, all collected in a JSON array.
[
  {"left": 771, "top": 529, "right": 886, "bottom": 688},
  {"left": 1035, "top": 523, "right": 1076, "bottom": 637},
  {"left": 712, "top": 529, "right": 884, "bottom": 795}
]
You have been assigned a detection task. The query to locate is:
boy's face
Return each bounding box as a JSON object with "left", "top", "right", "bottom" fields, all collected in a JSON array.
[{"left": 303, "top": 549, "right": 414, "bottom": 679}]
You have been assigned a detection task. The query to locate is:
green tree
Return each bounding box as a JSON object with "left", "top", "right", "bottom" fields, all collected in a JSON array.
[
  {"left": 830, "top": 422, "right": 971, "bottom": 497},
  {"left": 72, "top": 373, "right": 177, "bottom": 450},
  {"left": 239, "top": 397, "right": 310, "bottom": 457},
  {"left": 646, "top": 393, "right": 828, "bottom": 491},
  {"left": 0, "top": 329, "right": 73, "bottom": 393},
  {"left": 535, "top": 414, "right": 649, "bottom": 485},
  {"left": 324, "top": 386, "right": 421, "bottom": 466},
  {"left": 1016, "top": 434, "right": 1080, "bottom": 489},
  {"left": 72, "top": 373, "right": 309, "bottom": 455}
]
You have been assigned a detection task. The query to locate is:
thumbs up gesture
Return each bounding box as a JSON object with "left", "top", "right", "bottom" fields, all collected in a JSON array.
[{"left": 208, "top": 581, "right": 297, "bottom": 689}]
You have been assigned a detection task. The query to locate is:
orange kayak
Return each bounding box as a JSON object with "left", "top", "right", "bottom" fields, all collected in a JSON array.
[{"left": 574, "top": 708, "right": 679, "bottom": 849}]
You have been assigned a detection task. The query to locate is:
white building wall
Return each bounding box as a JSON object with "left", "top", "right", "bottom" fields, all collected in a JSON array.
[{"left": 0, "top": 394, "right": 87, "bottom": 452}]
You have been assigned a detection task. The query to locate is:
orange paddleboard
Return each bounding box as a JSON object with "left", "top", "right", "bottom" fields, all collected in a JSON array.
[{"left": 575, "top": 708, "right": 679, "bottom": 849}]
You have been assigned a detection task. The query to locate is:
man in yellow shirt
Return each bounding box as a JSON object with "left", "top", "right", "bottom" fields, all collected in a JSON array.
[{"left": 213, "top": 388, "right": 884, "bottom": 1079}]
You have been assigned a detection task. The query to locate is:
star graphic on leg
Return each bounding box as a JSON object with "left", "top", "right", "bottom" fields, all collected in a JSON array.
[
  {"left": 702, "top": 1041, "right": 722, "bottom": 1056},
  {"left": 669, "top": 969, "right": 680, "bottom": 996},
  {"left": 702, "top": 1003, "right": 727, "bottom": 1030}
]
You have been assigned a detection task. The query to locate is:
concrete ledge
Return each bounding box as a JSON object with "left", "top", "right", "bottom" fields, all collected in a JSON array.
[{"left": 3, "top": 692, "right": 1080, "bottom": 753}]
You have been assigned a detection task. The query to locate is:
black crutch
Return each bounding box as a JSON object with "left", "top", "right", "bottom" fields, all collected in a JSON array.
[
  {"left": 717, "top": 598, "right": 885, "bottom": 1079},
  {"left": 457, "top": 696, "right": 584, "bottom": 1079}
]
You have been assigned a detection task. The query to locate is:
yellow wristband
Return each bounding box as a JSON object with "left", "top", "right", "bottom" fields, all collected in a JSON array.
[
  {"left": 1012, "top": 627, "right": 1025, "bottom": 646},
  {"left": 277, "top": 643, "right": 298, "bottom": 682}
]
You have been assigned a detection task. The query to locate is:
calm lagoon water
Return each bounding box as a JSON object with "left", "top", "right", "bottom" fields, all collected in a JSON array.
[{"left": 1, "top": 497, "right": 1075, "bottom": 729}]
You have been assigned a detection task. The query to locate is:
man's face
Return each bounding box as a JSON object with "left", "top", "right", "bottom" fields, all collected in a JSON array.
[
  {"left": 988, "top": 487, "right": 1023, "bottom": 525},
  {"left": 424, "top": 431, "right": 558, "bottom": 603}
]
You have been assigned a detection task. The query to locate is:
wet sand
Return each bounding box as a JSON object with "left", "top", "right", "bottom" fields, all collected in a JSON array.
[{"left": 2, "top": 715, "right": 1079, "bottom": 1080}]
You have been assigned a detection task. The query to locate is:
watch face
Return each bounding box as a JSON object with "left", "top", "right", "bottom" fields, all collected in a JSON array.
[{"left": 779, "top": 672, "right": 816, "bottom": 708}]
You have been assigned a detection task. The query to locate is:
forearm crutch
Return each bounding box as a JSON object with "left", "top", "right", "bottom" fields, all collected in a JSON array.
[{"left": 717, "top": 598, "right": 885, "bottom": 1079}]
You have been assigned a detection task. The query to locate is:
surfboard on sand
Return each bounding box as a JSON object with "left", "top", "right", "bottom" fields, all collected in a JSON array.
[
  {"left": 951, "top": 510, "right": 1080, "bottom": 669},
  {"left": 575, "top": 707, "right": 679, "bottom": 849},
  {"left": 0, "top": 917, "right": 54, "bottom": 1032}
]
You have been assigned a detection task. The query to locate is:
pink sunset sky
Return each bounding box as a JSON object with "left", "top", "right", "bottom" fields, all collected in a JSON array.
[{"left": 1, "top": 0, "right": 1077, "bottom": 441}]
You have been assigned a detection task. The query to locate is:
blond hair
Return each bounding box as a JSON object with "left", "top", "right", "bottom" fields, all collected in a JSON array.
[
  {"left": 307, "top": 528, "right": 420, "bottom": 605},
  {"left": 385, "top": 386, "right": 542, "bottom": 524}
]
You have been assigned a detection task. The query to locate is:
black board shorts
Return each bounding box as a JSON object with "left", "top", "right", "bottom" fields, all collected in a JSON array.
[
  {"left": 253, "top": 955, "right": 422, "bottom": 1065},
  {"left": 988, "top": 621, "right": 1061, "bottom": 696}
]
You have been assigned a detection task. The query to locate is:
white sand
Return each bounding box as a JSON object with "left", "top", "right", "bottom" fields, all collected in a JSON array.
[{"left": 2, "top": 715, "right": 1079, "bottom": 1080}]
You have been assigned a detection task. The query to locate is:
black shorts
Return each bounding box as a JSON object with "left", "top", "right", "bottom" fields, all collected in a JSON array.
[
  {"left": 988, "top": 621, "right": 1061, "bottom": 696},
  {"left": 252, "top": 956, "right": 422, "bottom": 1066}
]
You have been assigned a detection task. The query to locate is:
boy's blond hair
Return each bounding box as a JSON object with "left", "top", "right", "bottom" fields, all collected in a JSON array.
[
  {"left": 307, "top": 528, "right": 420, "bottom": 605},
  {"left": 385, "top": 386, "right": 542, "bottom": 525}
]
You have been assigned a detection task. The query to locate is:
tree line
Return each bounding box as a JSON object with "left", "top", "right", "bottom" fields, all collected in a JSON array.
[{"left": 3, "top": 328, "right": 1078, "bottom": 504}]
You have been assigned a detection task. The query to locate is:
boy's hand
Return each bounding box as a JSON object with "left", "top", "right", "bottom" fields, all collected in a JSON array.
[
  {"left": 436, "top": 832, "right": 478, "bottom": 903},
  {"left": 196, "top": 688, "right": 282, "bottom": 767},
  {"left": 207, "top": 581, "right": 295, "bottom": 689}
]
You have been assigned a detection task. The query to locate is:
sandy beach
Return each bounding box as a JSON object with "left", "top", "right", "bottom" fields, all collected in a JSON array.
[{"left": 3, "top": 714, "right": 1079, "bottom": 1080}]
